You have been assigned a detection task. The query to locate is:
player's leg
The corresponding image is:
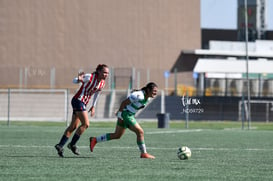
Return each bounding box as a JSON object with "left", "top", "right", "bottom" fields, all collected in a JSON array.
[
  {"left": 128, "top": 122, "right": 155, "bottom": 159},
  {"left": 74, "top": 111, "right": 90, "bottom": 135},
  {"left": 68, "top": 111, "right": 89, "bottom": 155},
  {"left": 65, "top": 114, "right": 81, "bottom": 137},
  {"left": 90, "top": 119, "right": 126, "bottom": 152},
  {"left": 109, "top": 119, "right": 126, "bottom": 139},
  {"left": 55, "top": 113, "right": 80, "bottom": 157}
]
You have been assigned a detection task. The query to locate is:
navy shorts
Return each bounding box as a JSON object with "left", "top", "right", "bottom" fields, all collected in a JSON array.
[{"left": 71, "top": 97, "right": 86, "bottom": 114}]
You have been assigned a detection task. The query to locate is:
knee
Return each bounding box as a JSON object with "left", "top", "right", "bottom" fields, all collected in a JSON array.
[
  {"left": 83, "top": 122, "right": 89, "bottom": 129},
  {"left": 81, "top": 121, "right": 89, "bottom": 129}
]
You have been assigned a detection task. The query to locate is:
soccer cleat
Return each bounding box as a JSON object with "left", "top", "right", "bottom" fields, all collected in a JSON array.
[
  {"left": 55, "top": 144, "right": 64, "bottom": 158},
  {"left": 140, "top": 153, "right": 155, "bottom": 159},
  {"left": 89, "top": 137, "right": 97, "bottom": 152},
  {"left": 67, "top": 143, "right": 80, "bottom": 155}
]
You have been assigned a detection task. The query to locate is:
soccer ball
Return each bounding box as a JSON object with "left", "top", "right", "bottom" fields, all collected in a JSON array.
[{"left": 177, "top": 146, "right": 191, "bottom": 160}]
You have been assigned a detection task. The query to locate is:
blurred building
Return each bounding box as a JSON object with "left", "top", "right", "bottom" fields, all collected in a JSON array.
[{"left": 171, "top": 0, "right": 273, "bottom": 97}]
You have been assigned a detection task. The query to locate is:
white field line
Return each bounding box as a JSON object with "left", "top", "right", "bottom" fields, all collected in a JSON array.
[
  {"left": 146, "top": 129, "right": 203, "bottom": 134},
  {"left": 0, "top": 145, "right": 273, "bottom": 151}
]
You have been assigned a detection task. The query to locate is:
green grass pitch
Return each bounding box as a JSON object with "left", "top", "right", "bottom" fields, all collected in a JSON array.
[{"left": 1, "top": 121, "right": 273, "bottom": 181}]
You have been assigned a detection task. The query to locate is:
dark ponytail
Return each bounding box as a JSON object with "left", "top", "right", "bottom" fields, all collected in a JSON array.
[
  {"left": 94, "top": 64, "right": 108, "bottom": 74},
  {"left": 131, "top": 82, "right": 157, "bottom": 93},
  {"left": 141, "top": 82, "right": 158, "bottom": 94}
]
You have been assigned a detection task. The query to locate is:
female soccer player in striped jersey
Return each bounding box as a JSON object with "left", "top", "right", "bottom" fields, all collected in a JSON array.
[
  {"left": 90, "top": 82, "right": 158, "bottom": 159},
  {"left": 55, "top": 64, "right": 109, "bottom": 157}
]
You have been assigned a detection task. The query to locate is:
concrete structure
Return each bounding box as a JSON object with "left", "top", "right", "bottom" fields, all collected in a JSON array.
[
  {"left": 0, "top": 0, "right": 200, "bottom": 90},
  {"left": 172, "top": 40, "right": 273, "bottom": 97}
]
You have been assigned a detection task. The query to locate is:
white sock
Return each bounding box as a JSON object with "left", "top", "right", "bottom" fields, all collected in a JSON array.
[
  {"left": 138, "top": 143, "right": 147, "bottom": 153},
  {"left": 96, "top": 134, "right": 108, "bottom": 143}
]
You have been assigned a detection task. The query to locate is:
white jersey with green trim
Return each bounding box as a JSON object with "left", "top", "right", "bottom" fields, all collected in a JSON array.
[{"left": 125, "top": 90, "right": 150, "bottom": 114}]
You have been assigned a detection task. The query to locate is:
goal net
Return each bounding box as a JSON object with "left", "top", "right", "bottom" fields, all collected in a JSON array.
[
  {"left": 238, "top": 100, "right": 273, "bottom": 123},
  {"left": 0, "top": 89, "right": 70, "bottom": 122}
]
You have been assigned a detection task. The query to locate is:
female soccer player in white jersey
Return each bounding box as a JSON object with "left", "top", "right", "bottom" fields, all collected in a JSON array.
[
  {"left": 55, "top": 64, "right": 109, "bottom": 157},
  {"left": 89, "top": 82, "right": 158, "bottom": 159}
]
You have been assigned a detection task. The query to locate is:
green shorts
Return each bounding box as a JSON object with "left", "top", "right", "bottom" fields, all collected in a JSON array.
[{"left": 117, "top": 111, "right": 137, "bottom": 128}]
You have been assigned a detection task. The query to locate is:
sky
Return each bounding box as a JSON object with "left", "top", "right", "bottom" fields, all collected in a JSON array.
[{"left": 201, "top": 0, "right": 273, "bottom": 30}]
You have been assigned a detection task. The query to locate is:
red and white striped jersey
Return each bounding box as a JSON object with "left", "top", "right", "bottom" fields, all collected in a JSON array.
[{"left": 73, "top": 73, "right": 105, "bottom": 105}]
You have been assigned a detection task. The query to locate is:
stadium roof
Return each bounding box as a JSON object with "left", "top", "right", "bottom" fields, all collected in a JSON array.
[
  {"left": 194, "top": 49, "right": 273, "bottom": 58},
  {"left": 170, "top": 40, "right": 273, "bottom": 73},
  {"left": 170, "top": 50, "right": 273, "bottom": 73},
  {"left": 193, "top": 58, "right": 273, "bottom": 74}
]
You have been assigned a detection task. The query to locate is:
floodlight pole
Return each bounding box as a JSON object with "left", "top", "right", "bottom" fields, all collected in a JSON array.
[{"left": 244, "top": 0, "right": 251, "bottom": 130}]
